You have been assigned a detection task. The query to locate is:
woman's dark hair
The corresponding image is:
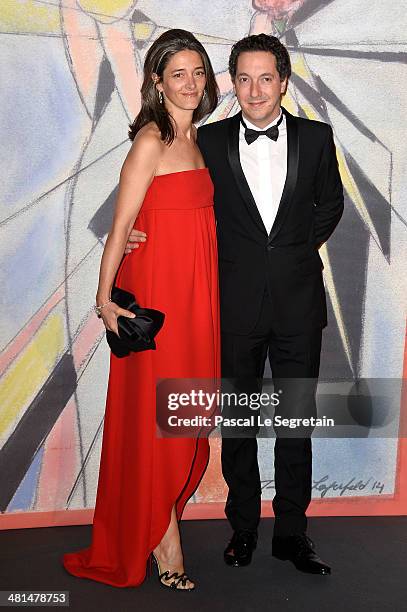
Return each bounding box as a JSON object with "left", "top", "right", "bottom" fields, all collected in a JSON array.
[
  {"left": 128, "top": 29, "right": 219, "bottom": 144},
  {"left": 228, "top": 34, "right": 291, "bottom": 82}
]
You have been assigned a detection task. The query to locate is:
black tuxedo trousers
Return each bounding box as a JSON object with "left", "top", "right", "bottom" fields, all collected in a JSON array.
[{"left": 220, "top": 286, "right": 322, "bottom": 536}]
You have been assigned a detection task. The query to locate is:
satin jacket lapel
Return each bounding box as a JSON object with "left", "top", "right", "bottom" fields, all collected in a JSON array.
[
  {"left": 227, "top": 111, "right": 268, "bottom": 235},
  {"left": 267, "top": 107, "right": 299, "bottom": 245}
]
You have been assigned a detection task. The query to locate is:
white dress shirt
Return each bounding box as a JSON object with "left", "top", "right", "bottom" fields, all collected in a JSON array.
[{"left": 239, "top": 110, "right": 287, "bottom": 235}]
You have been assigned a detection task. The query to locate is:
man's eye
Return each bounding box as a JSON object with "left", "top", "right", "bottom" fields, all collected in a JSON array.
[{"left": 239, "top": 77, "right": 248, "bottom": 83}]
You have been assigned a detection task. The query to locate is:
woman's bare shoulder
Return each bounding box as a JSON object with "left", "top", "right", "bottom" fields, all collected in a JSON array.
[
  {"left": 123, "top": 123, "right": 164, "bottom": 173},
  {"left": 132, "top": 122, "right": 163, "bottom": 150}
]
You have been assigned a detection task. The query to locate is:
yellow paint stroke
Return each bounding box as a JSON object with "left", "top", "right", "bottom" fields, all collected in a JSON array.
[
  {"left": 291, "top": 53, "right": 313, "bottom": 81},
  {"left": 0, "top": 314, "right": 64, "bottom": 439},
  {"left": 0, "top": 1, "right": 59, "bottom": 33},
  {"left": 299, "top": 103, "right": 319, "bottom": 121},
  {"left": 319, "top": 244, "right": 354, "bottom": 374},
  {"left": 79, "top": 0, "right": 135, "bottom": 20},
  {"left": 134, "top": 21, "right": 155, "bottom": 41}
]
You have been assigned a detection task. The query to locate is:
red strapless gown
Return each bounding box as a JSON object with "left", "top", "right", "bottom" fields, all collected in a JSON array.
[{"left": 62, "top": 168, "right": 220, "bottom": 587}]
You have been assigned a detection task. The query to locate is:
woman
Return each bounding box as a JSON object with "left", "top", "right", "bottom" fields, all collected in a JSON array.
[{"left": 62, "top": 29, "right": 220, "bottom": 590}]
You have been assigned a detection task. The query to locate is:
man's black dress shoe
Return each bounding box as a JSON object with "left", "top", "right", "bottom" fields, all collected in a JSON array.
[
  {"left": 272, "top": 533, "right": 331, "bottom": 575},
  {"left": 224, "top": 530, "right": 258, "bottom": 567}
]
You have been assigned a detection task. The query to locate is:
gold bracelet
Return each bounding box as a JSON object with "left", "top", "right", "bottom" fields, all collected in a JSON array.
[{"left": 94, "top": 298, "right": 112, "bottom": 318}]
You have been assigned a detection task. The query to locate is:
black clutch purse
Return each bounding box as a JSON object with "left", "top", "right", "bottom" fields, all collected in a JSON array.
[{"left": 103, "top": 257, "right": 165, "bottom": 358}]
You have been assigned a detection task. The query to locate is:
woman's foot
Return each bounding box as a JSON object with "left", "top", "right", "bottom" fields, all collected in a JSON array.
[
  {"left": 152, "top": 506, "right": 195, "bottom": 590},
  {"left": 151, "top": 551, "right": 194, "bottom": 590}
]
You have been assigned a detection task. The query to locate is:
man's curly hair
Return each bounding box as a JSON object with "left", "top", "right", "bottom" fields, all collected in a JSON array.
[{"left": 228, "top": 33, "right": 291, "bottom": 82}]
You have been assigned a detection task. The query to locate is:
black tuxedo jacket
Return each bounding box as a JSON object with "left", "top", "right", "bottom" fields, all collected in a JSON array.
[{"left": 197, "top": 107, "right": 344, "bottom": 336}]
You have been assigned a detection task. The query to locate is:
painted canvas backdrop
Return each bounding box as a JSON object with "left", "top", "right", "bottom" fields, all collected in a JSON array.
[{"left": 0, "top": 0, "right": 406, "bottom": 528}]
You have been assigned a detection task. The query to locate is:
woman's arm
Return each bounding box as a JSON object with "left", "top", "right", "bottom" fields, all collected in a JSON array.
[{"left": 96, "top": 128, "right": 162, "bottom": 334}]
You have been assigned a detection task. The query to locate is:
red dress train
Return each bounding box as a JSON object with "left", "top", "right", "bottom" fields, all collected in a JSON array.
[{"left": 62, "top": 168, "right": 220, "bottom": 587}]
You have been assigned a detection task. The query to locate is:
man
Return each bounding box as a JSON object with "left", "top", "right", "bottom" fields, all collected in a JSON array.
[{"left": 126, "top": 34, "right": 344, "bottom": 575}]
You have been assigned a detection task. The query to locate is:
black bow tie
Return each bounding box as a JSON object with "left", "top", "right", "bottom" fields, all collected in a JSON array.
[{"left": 241, "top": 113, "right": 283, "bottom": 145}]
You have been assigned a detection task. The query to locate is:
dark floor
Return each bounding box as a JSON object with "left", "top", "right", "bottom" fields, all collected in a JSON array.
[{"left": 1, "top": 517, "right": 407, "bottom": 612}]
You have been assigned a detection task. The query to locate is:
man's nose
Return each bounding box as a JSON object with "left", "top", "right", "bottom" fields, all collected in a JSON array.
[{"left": 250, "top": 80, "right": 260, "bottom": 98}]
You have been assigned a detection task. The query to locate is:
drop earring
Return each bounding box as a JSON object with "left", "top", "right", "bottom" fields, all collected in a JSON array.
[{"left": 159, "top": 91, "right": 163, "bottom": 104}]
